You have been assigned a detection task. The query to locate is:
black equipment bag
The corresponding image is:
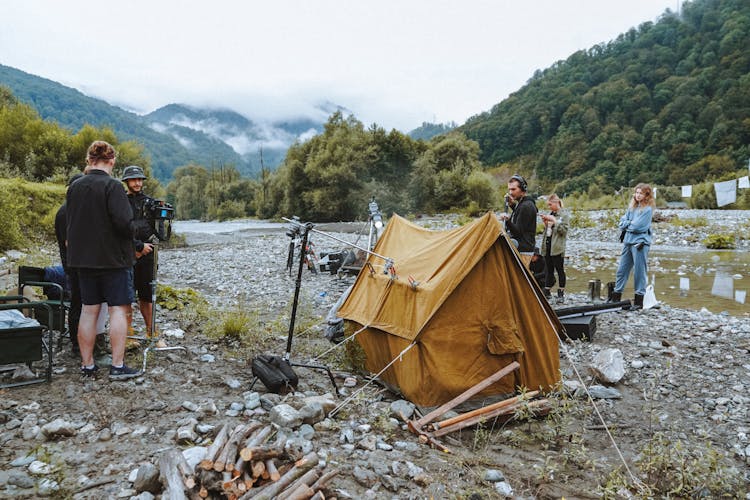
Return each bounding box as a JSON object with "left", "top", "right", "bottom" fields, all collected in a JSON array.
[{"left": 251, "top": 354, "right": 298, "bottom": 394}]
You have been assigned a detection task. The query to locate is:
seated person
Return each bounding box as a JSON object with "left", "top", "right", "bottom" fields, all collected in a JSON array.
[{"left": 43, "top": 265, "right": 69, "bottom": 301}]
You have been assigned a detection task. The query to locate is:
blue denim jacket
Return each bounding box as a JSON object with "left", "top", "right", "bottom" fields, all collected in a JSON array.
[{"left": 618, "top": 206, "right": 653, "bottom": 245}]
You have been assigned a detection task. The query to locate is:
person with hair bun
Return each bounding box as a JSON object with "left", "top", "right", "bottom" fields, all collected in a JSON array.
[
  {"left": 66, "top": 140, "right": 142, "bottom": 380},
  {"left": 540, "top": 193, "right": 569, "bottom": 303},
  {"left": 610, "top": 183, "right": 655, "bottom": 310}
]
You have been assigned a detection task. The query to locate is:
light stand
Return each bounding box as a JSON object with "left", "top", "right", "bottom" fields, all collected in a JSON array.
[
  {"left": 251, "top": 220, "right": 340, "bottom": 395},
  {"left": 127, "top": 234, "right": 186, "bottom": 374}
]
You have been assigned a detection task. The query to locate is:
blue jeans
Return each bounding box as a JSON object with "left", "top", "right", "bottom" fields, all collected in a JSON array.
[{"left": 614, "top": 243, "right": 649, "bottom": 296}]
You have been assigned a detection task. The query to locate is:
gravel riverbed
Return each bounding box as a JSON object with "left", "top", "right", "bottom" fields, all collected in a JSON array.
[{"left": 0, "top": 209, "right": 748, "bottom": 498}]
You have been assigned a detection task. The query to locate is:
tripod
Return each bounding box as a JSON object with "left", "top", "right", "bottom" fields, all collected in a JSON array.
[
  {"left": 128, "top": 236, "right": 186, "bottom": 373},
  {"left": 251, "top": 221, "right": 340, "bottom": 395}
]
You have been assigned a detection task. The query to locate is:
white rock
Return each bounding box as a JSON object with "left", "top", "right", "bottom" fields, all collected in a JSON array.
[{"left": 590, "top": 348, "right": 625, "bottom": 384}]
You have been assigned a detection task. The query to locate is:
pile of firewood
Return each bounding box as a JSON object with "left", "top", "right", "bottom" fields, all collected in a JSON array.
[{"left": 158, "top": 421, "right": 338, "bottom": 500}]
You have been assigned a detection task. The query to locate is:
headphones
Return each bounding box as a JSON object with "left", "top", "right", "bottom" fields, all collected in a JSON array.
[{"left": 510, "top": 174, "right": 528, "bottom": 192}]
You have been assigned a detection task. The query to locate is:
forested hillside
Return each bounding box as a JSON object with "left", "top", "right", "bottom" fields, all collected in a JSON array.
[
  {"left": 460, "top": 0, "right": 750, "bottom": 194},
  {"left": 0, "top": 65, "right": 247, "bottom": 181}
]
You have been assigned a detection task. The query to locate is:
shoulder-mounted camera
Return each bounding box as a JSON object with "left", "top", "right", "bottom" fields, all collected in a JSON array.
[{"left": 143, "top": 198, "right": 175, "bottom": 221}]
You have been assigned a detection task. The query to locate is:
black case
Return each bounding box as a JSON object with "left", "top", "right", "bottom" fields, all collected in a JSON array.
[
  {"left": 560, "top": 315, "right": 596, "bottom": 341},
  {"left": 251, "top": 354, "right": 299, "bottom": 394}
]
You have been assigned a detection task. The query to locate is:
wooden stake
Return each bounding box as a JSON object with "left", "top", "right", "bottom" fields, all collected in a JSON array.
[
  {"left": 408, "top": 361, "right": 520, "bottom": 433},
  {"left": 431, "top": 390, "right": 539, "bottom": 430}
]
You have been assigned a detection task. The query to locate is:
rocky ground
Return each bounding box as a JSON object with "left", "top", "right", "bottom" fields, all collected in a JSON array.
[{"left": 0, "top": 210, "right": 748, "bottom": 499}]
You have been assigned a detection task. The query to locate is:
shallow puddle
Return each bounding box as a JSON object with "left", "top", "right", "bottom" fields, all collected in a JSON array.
[{"left": 565, "top": 245, "right": 749, "bottom": 316}]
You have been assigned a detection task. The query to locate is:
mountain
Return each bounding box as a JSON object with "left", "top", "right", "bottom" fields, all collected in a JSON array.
[
  {"left": 458, "top": 0, "right": 750, "bottom": 194},
  {"left": 144, "top": 104, "right": 331, "bottom": 175},
  {"left": 0, "top": 64, "right": 338, "bottom": 182}
]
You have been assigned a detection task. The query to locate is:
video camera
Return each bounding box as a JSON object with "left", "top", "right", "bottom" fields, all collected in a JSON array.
[{"left": 143, "top": 198, "right": 175, "bottom": 221}]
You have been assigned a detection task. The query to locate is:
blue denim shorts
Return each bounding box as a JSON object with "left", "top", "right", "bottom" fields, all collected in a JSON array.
[{"left": 77, "top": 268, "right": 134, "bottom": 306}]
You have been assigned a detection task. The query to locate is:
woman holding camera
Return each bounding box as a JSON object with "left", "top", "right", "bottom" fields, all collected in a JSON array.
[
  {"left": 540, "top": 194, "right": 568, "bottom": 303},
  {"left": 611, "top": 183, "right": 655, "bottom": 310}
]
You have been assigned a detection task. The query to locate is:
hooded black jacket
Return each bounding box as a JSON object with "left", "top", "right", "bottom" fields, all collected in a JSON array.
[{"left": 65, "top": 169, "right": 135, "bottom": 269}]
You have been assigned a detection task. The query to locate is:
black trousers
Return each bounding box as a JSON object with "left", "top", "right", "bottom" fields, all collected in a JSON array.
[{"left": 544, "top": 254, "right": 566, "bottom": 289}]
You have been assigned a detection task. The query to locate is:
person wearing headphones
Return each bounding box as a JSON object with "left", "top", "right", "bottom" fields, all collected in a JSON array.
[{"left": 499, "top": 174, "right": 538, "bottom": 267}]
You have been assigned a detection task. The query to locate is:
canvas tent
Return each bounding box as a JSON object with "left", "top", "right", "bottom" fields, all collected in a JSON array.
[{"left": 337, "top": 212, "right": 562, "bottom": 406}]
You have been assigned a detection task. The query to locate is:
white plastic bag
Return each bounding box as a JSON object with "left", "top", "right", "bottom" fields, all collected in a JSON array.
[{"left": 643, "top": 284, "right": 658, "bottom": 310}]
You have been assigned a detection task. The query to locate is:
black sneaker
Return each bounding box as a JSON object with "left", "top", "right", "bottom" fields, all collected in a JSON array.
[
  {"left": 80, "top": 365, "right": 99, "bottom": 378},
  {"left": 109, "top": 364, "right": 142, "bottom": 381}
]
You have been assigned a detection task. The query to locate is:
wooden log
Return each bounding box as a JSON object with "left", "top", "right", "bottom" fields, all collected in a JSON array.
[
  {"left": 431, "top": 390, "right": 540, "bottom": 430},
  {"left": 200, "top": 424, "right": 230, "bottom": 470},
  {"left": 159, "top": 449, "right": 189, "bottom": 500},
  {"left": 239, "top": 426, "right": 274, "bottom": 461},
  {"left": 309, "top": 492, "right": 325, "bottom": 500},
  {"left": 408, "top": 361, "right": 520, "bottom": 432},
  {"left": 280, "top": 483, "right": 315, "bottom": 500},
  {"left": 243, "top": 470, "right": 255, "bottom": 489},
  {"left": 276, "top": 469, "right": 319, "bottom": 500},
  {"left": 265, "top": 459, "right": 281, "bottom": 481},
  {"left": 216, "top": 422, "right": 260, "bottom": 472},
  {"left": 198, "top": 486, "right": 208, "bottom": 498},
  {"left": 251, "top": 460, "right": 266, "bottom": 478},
  {"left": 239, "top": 452, "right": 319, "bottom": 500},
  {"left": 309, "top": 469, "right": 339, "bottom": 491},
  {"left": 431, "top": 399, "right": 550, "bottom": 437},
  {"left": 241, "top": 444, "right": 285, "bottom": 462}
]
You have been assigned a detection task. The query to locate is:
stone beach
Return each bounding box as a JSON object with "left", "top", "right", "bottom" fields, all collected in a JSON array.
[{"left": 0, "top": 209, "right": 748, "bottom": 498}]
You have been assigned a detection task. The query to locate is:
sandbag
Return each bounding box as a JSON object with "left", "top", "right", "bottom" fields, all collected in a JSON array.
[{"left": 251, "top": 354, "right": 298, "bottom": 394}]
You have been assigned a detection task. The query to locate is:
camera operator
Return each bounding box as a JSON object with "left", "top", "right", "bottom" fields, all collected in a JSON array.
[{"left": 121, "top": 165, "right": 161, "bottom": 340}]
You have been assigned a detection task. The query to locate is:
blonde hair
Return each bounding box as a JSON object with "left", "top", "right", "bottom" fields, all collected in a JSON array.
[
  {"left": 547, "top": 193, "right": 563, "bottom": 209},
  {"left": 630, "top": 183, "right": 655, "bottom": 208},
  {"left": 86, "top": 141, "right": 116, "bottom": 166}
]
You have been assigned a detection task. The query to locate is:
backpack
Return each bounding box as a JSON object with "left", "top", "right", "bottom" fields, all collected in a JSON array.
[{"left": 251, "top": 354, "right": 298, "bottom": 394}]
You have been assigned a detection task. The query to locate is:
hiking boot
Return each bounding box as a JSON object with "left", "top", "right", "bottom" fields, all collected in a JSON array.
[
  {"left": 556, "top": 289, "right": 565, "bottom": 304},
  {"left": 629, "top": 293, "right": 644, "bottom": 311},
  {"left": 109, "top": 364, "right": 142, "bottom": 381},
  {"left": 80, "top": 365, "right": 99, "bottom": 378},
  {"left": 543, "top": 288, "right": 552, "bottom": 299},
  {"left": 607, "top": 291, "right": 622, "bottom": 303}
]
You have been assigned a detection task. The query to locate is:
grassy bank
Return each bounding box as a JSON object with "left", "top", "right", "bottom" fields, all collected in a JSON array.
[{"left": 0, "top": 178, "right": 65, "bottom": 252}]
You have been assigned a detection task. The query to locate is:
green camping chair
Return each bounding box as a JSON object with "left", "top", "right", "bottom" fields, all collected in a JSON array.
[
  {"left": 18, "top": 265, "right": 68, "bottom": 350},
  {"left": 0, "top": 301, "right": 53, "bottom": 388}
]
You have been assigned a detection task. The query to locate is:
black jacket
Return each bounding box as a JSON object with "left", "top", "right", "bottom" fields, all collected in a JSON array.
[
  {"left": 128, "top": 191, "right": 159, "bottom": 253},
  {"left": 506, "top": 196, "right": 538, "bottom": 253},
  {"left": 65, "top": 169, "right": 135, "bottom": 269}
]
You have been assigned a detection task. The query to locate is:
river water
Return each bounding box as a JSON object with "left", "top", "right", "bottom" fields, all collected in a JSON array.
[{"left": 173, "top": 218, "right": 749, "bottom": 317}]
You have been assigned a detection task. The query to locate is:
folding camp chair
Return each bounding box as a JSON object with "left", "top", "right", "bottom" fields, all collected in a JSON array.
[
  {"left": 0, "top": 301, "right": 54, "bottom": 388},
  {"left": 18, "top": 265, "right": 68, "bottom": 350}
]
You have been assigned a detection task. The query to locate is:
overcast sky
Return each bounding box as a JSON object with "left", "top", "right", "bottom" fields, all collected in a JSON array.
[{"left": 1, "top": 0, "right": 680, "bottom": 131}]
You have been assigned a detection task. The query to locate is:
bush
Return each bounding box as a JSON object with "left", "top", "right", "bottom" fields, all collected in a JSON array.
[
  {"left": 702, "top": 234, "right": 735, "bottom": 249},
  {"left": 0, "top": 178, "right": 65, "bottom": 251}
]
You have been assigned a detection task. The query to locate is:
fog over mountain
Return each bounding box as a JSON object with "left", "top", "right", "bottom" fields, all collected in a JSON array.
[
  {"left": 0, "top": 63, "right": 352, "bottom": 180},
  {"left": 144, "top": 103, "right": 347, "bottom": 171}
]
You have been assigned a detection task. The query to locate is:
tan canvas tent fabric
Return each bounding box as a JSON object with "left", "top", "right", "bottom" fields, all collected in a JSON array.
[{"left": 337, "top": 212, "right": 562, "bottom": 406}]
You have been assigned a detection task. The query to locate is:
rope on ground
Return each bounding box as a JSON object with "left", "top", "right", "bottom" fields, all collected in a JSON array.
[
  {"left": 328, "top": 342, "right": 416, "bottom": 419},
  {"left": 310, "top": 322, "right": 369, "bottom": 362},
  {"left": 558, "top": 339, "right": 647, "bottom": 493}
]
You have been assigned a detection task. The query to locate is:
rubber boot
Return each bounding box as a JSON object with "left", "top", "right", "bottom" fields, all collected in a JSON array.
[
  {"left": 629, "top": 293, "right": 644, "bottom": 311},
  {"left": 556, "top": 288, "right": 565, "bottom": 304},
  {"left": 543, "top": 288, "right": 552, "bottom": 299},
  {"left": 608, "top": 291, "right": 622, "bottom": 303}
]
